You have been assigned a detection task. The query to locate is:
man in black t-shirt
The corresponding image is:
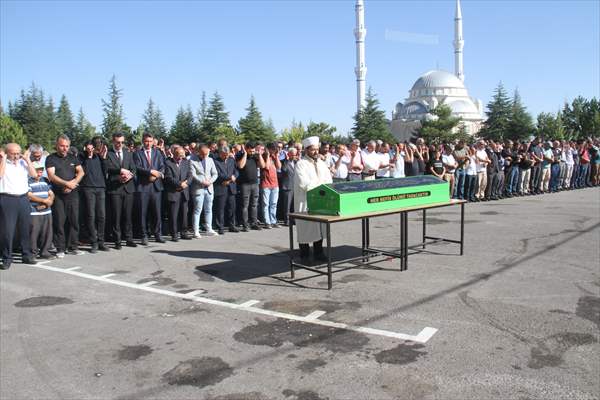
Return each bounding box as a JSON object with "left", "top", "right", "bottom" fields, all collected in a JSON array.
[
  {"left": 236, "top": 141, "right": 263, "bottom": 231},
  {"left": 45, "top": 135, "right": 85, "bottom": 257},
  {"left": 79, "top": 138, "right": 108, "bottom": 252}
]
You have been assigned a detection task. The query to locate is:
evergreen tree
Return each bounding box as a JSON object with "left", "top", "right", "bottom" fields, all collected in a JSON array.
[
  {"left": 507, "top": 89, "right": 534, "bottom": 141},
  {"left": 0, "top": 114, "right": 27, "bottom": 147},
  {"left": 279, "top": 120, "right": 306, "bottom": 144},
  {"left": 479, "top": 82, "right": 512, "bottom": 141},
  {"left": 197, "top": 91, "right": 209, "bottom": 137},
  {"left": 204, "top": 91, "right": 231, "bottom": 138},
  {"left": 352, "top": 87, "right": 395, "bottom": 144},
  {"left": 170, "top": 106, "right": 197, "bottom": 145},
  {"left": 101, "top": 75, "right": 125, "bottom": 137},
  {"left": 416, "top": 104, "right": 467, "bottom": 145},
  {"left": 142, "top": 98, "right": 167, "bottom": 138},
  {"left": 55, "top": 94, "right": 76, "bottom": 140},
  {"left": 536, "top": 111, "right": 565, "bottom": 141},
  {"left": 9, "top": 83, "right": 56, "bottom": 148},
  {"left": 306, "top": 121, "right": 338, "bottom": 143},
  {"left": 73, "top": 108, "right": 97, "bottom": 148},
  {"left": 238, "top": 96, "right": 273, "bottom": 143}
]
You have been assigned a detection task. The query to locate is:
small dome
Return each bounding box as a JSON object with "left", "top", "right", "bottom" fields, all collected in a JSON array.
[
  {"left": 411, "top": 70, "right": 465, "bottom": 91},
  {"left": 448, "top": 99, "right": 479, "bottom": 115},
  {"left": 402, "top": 102, "right": 428, "bottom": 116}
]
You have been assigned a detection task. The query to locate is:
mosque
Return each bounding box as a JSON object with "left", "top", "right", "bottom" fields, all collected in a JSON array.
[{"left": 354, "top": 0, "right": 484, "bottom": 142}]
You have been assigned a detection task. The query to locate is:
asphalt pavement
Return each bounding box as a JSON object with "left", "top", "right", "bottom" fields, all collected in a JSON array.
[{"left": 1, "top": 188, "right": 599, "bottom": 400}]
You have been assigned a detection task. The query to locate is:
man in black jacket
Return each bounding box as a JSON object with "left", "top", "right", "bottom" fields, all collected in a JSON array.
[
  {"left": 278, "top": 147, "right": 297, "bottom": 226},
  {"left": 103, "top": 132, "right": 137, "bottom": 249},
  {"left": 213, "top": 145, "right": 239, "bottom": 235},
  {"left": 134, "top": 133, "right": 166, "bottom": 244},
  {"left": 79, "top": 138, "right": 108, "bottom": 252},
  {"left": 164, "top": 146, "right": 193, "bottom": 241}
]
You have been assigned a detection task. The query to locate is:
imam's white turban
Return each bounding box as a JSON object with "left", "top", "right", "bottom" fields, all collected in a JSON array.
[{"left": 302, "top": 136, "right": 320, "bottom": 149}]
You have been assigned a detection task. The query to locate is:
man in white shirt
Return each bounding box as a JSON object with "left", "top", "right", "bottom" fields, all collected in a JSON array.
[
  {"left": 331, "top": 144, "right": 350, "bottom": 182},
  {"left": 475, "top": 140, "right": 490, "bottom": 200},
  {"left": 376, "top": 143, "right": 392, "bottom": 179},
  {"left": 0, "top": 143, "right": 38, "bottom": 269},
  {"left": 391, "top": 143, "right": 406, "bottom": 178},
  {"left": 361, "top": 140, "right": 381, "bottom": 181}
]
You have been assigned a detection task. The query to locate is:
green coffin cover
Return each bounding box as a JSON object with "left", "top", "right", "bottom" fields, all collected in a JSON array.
[{"left": 307, "top": 176, "right": 449, "bottom": 216}]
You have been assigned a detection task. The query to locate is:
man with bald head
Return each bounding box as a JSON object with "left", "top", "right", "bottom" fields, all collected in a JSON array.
[{"left": 0, "top": 143, "right": 38, "bottom": 269}]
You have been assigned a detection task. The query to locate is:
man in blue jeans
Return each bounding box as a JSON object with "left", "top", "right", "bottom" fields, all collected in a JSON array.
[
  {"left": 190, "top": 144, "right": 218, "bottom": 238},
  {"left": 452, "top": 140, "right": 468, "bottom": 199}
]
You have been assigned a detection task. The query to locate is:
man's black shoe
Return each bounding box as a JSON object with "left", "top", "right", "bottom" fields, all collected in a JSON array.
[
  {"left": 171, "top": 236, "right": 179, "bottom": 242},
  {"left": 181, "top": 233, "right": 192, "bottom": 240},
  {"left": 263, "top": 224, "right": 272, "bottom": 229},
  {"left": 126, "top": 241, "right": 137, "bottom": 248},
  {"left": 241, "top": 225, "right": 249, "bottom": 232},
  {"left": 0, "top": 261, "right": 11, "bottom": 270},
  {"left": 22, "top": 257, "right": 37, "bottom": 265},
  {"left": 115, "top": 242, "right": 122, "bottom": 250},
  {"left": 156, "top": 236, "right": 166, "bottom": 244},
  {"left": 251, "top": 224, "right": 262, "bottom": 231},
  {"left": 218, "top": 229, "right": 225, "bottom": 235},
  {"left": 90, "top": 244, "right": 98, "bottom": 254},
  {"left": 141, "top": 237, "right": 149, "bottom": 246},
  {"left": 98, "top": 243, "right": 110, "bottom": 252},
  {"left": 229, "top": 225, "right": 240, "bottom": 233}
]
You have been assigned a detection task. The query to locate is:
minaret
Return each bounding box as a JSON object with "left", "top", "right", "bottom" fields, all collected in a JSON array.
[
  {"left": 453, "top": 0, "right": 465, "bottom": 82},
  {"left": 354, "top": 0, "right": 367, "bottom": 112}
]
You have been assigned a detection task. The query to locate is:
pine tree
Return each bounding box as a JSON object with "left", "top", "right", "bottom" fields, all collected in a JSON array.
[
  {"left": 204, "top": 91, "right": 231, "bottom": 139},
  {"left": 101, "top": 75, "right": 125, "bottom": 137},
  {"left": 170, "top": 106, "right": 197, "bottom": 145},
  {"left": 73, "top": 108, "right": 97, "bottom": 148},
  {"left": 507, "top": 89, "right": 534, "bottom": 141},
  {"left": 9, "top": 83, "right": 56, "bottom": 149},
  {"left": 479, "top": 82, "right": 512, "bottom": 141},
  {"left": 279, "top": 120, "right": 306, "bottom": 144},
  {"left": 238, "top": 96, "right": 272, "bottom": 143},
  {"left": 352, "top": 87, "right": 395, "bottom": 144},
  {"left": 536, "top": 112, "right": 565, "bottom": 141},
  {"left": 55, "top": 94, "right": 76, "bottom": 140},
  {"left": 306, "top": 122, "right": 338, "bottom": 143},
  {"left": 0, "top": 114, "right": 27, "bottom": 147},
  {"left": 416, "top": 104, "right": 467, "bottom": 145},
  {"left": 142, "top": 98, "right": 167, "bottom": 138},
  {"left": 197, "top": 91, "right": 209, "bottom": 137}
]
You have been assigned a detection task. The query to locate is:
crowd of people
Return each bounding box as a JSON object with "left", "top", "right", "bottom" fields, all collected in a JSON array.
[{"left": 1, "top": 133, "right": 598, "bottom": 269}]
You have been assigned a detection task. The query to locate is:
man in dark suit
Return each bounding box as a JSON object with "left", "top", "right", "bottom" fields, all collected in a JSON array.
[
  {"left": 102, "top": 132, "right": 137, "bottom": 249},
  {"left": 164, "top": 146, "right": 193, "bottom": 241},
  {"left": 278, "top": 147, "right": 297, "bottom": 226},
  {"left": 213, "top": 145, "right": 239, "bottom": 235},
  {"left": 134, "top": 133, "right": 166, "bottom": 244}
]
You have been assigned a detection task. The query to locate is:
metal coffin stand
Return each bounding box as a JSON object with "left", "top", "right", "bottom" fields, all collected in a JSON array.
[{"left": 287, "top": 200, "right": 466, "bottom": 290}]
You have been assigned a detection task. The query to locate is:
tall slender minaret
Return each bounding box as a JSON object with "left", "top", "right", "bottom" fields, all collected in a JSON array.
[
  {"left": 453, "top": 0, "right": 465, "bottom": 82},
  {"left": 354, "top": 0, "right": 367, "bottom": 112}
]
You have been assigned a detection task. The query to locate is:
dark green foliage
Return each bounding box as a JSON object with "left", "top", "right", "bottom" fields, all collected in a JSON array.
[
  {"left": 352, "top": 87, "right": 396, "bottom": 144},
  {"left": 506, "top": 89, "right": 534, "bottom": 141},
  {"left": 55, "top": 94, "right": 76, "bottom": 140},
  {"left": 170, "top": 106, "right": 197, "bottom": 145},
  {"left": 203, "top": 91, "right": 232, "bottom": 141},
  {"left": 101, "top": 75, "right": 125, "bottom": 137},
  {"left": 561, "top": 96, "right": 600, "bottom": 139},
  {"left": 416, "top": 104, "right": 468, "bottom": 145},
  {"left": 479, "top": 82, "right": 512, "bottom": 141},
  {"left": 0, "top": 114, "right": 27, "bottom": 147},
  {"left": 238, "top": 96, "right": 273, "bottom": 143},
  {"left": 73, "top": 108, "right": 97, "bottom": 148},
  {"left": 8, "top": 83, "right": 57, "bottom": 149},
  {"left": 142, "top": 98, "right": 167, "bottom": 138}
]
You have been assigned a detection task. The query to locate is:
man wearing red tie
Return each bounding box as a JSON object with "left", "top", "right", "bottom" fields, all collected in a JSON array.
[{"left": 134, "top": 133, "right": 166, "bottom": 244}]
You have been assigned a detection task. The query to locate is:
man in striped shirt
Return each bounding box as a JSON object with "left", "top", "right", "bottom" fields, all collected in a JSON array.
[{"left": 27, "top": 162, "right": 55, "bottom": 259}]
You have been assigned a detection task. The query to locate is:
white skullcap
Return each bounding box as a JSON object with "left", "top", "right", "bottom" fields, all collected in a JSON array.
[{"left": 302, "top": 136, "right": 320, "bottom": 149}]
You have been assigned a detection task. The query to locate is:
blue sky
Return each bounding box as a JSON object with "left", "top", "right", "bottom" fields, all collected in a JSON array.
[{"left": 1, "top": 0, "right": 599, "bottom": 135}]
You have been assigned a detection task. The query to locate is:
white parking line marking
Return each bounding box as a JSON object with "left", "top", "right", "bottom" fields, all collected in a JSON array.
[
  {"left": 138, "top": 280, "right": 158, "bottom": 287},
  {"left": 65, "top": 267, "right": 81, "bottom": 271},
  {"left": 184, "top": 289, "right": 206, "bottom": 297},
  {"left": 304, "top": 310, "right": 327, "bottom": 320},
  {"left": 26, "top": 263, "right": 438, "bottom": 343},
  {"left": 238, "top": 300, "right": 261, "bottom": 308},
  {"left": 100, "top": 273, "right": 116, "bottom": 279}
]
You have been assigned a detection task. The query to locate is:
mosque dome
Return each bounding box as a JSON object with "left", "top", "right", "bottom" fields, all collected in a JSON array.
[
  {"left": 411, "top": 70, "right": 465, "bottom": 91},
  {"left": 447, "top": 99, "right": 479, "bottom": 115}
]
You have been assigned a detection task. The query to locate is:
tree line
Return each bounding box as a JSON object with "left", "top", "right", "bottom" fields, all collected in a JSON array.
[{"left": 1, "top": 75, "right": 598, "bottom": 150}]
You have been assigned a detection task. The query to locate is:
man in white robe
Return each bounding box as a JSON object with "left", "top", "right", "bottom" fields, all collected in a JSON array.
[{"left": 293, "top": 136, "right": 333, "bottom": 262}]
